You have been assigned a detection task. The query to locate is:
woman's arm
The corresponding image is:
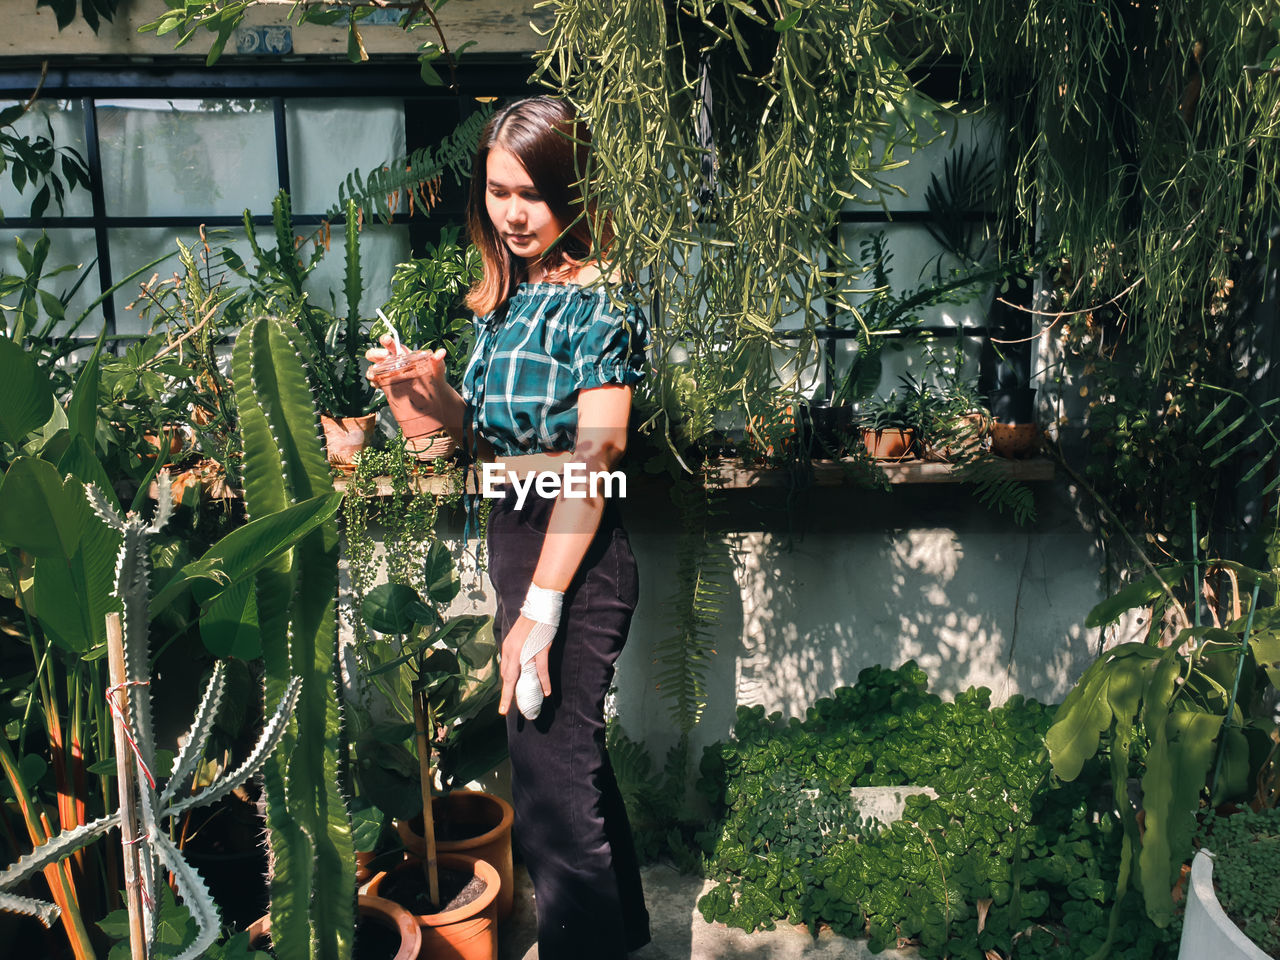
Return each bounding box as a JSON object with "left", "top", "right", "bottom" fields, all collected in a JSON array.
[{"left": 496, "top": 384, "right": 632, "bottom": 715}]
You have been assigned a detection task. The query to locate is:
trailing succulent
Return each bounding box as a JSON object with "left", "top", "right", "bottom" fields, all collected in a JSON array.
[
  {"left": 696, "top": 662, "right": 1178, "bottom": 959},
  {"left": 0, "top": 484, "right": 301, "bottom": 960}
]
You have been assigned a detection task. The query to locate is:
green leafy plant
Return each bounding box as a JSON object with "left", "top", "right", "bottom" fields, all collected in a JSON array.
[
  {"left": 0, "top": 94, "right": 92, "bottom": 220},
  {"left": 375, "top": 227, "right": 482, "bottom": 384},
  {"left": 0, "top": 482, "right": 302, "bottom": 960},
  {"left": 358, "top": 541, "right": 500, "bottom": 906},
  {"left": 697, "top": 662, "right": 1178, "bottom": 959},
  {"left": 1195, "top": 805, "right": 1280, "bottom": 956},
  {"left": 1044, "top": 551, "right": 1279, "bottom": 945}
]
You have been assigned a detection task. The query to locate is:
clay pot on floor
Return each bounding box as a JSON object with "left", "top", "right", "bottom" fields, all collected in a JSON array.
[
  {"left": 321, "top": 412, "right": 377, "bottom": 469},
  {"left": 395, "top": 790, "right": 515, "bottom": 920},
  {"left": 368, "top": 853, "right": 499, "bottom": 960}
]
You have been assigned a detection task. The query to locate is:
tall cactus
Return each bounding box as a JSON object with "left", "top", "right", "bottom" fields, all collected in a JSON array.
[
  {"left": 0, "top": 483, "right": 302, "bottom": 960},
  {"left": 232, "top": 313, "right": 355, "bottom": 960}
]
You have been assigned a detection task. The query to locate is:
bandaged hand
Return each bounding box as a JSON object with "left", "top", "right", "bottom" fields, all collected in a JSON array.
[{"left": 510, "top": 583, "right": 563, "bottom": 719}]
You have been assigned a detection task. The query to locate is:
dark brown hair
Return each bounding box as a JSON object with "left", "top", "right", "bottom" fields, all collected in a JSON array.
[{"left": 464, "top": 96, "right": 612, "bottom": 316}]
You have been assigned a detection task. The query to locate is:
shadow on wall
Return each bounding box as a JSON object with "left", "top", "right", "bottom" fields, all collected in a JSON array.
[{"left": 615, "top": 483, "right": 1121, "bottom": 762}]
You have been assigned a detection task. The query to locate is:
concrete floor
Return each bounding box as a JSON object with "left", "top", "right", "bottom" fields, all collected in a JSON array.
[{"left": 500, "top": 863, "right": 919, "bottom": 960}]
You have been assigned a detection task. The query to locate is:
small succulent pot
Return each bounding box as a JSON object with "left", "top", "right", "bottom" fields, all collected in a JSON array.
[
  {"left": 404, "top": 428, "right": 458, "bottom": 464},
  {"left": 862, "top": 427, "right": 916, "bottom": 461},
  {"left": 989, "top": 422, "right": 1038, "bottom": 459},
  {"left": 321, "top": 412, "right": 378, "bottom": 469}
]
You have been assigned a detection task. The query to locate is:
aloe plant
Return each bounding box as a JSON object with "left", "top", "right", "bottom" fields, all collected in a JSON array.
[
  {"left": 0, "top": 481, "right": 302, "bottom": 960},
  {"left": 232, "top": 313, "right": 355, "bottom": 960}
]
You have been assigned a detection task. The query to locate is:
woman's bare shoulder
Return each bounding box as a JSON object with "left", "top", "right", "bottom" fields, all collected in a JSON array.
[{"left": 572, "top": 261, "right": 623, "bottom": 285}]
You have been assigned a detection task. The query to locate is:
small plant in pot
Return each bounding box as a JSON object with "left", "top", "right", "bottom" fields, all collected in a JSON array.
[
  {"left": 372, "top": 227, "right": 481, "bottom": 463},
  {"left": 859, "top": 374, "right": 942, "bottom": 461},
  {"left": 1187, "top": 805, "right": 1280, "bottom": 959},
  {"left": 357, "top": 539, "right": 511, "bottom": 947}
]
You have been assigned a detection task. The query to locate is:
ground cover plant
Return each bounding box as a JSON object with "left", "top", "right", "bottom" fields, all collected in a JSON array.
[{"left": 696, "top": 662, "right": 1179, "bottom": 959}]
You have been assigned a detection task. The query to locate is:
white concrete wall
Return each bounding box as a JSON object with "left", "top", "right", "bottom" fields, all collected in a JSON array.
[{"left": 348, "top": 475, "right": 1136, "bottom": 769}]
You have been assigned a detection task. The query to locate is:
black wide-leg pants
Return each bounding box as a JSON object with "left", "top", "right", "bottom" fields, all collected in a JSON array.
[{"left": 486, "top": 487, "right": 651, "bottom": 959}]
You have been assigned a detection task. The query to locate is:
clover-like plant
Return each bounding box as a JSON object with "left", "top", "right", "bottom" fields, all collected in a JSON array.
[{"left": 0, "top": 483, "right": 302, "bottom": 960}]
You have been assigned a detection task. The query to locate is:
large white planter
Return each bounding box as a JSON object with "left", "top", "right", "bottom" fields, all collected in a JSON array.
[{"left": 1179, "top": 849, "right": 1269, "bottom": 959}]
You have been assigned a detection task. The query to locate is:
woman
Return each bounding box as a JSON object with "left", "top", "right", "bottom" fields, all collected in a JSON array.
[{"left": 368, "top": 96, "right": 652, "bottom": 959}]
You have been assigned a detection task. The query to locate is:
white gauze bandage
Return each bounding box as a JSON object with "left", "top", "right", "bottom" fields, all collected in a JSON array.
[{"left": 516, "top": 583, "right": 563, "bottom": 719}]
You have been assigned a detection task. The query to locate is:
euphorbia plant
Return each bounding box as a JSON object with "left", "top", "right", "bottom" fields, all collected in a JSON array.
[{"left": 359, "top": 540, "right": 501, "bottom": 906}]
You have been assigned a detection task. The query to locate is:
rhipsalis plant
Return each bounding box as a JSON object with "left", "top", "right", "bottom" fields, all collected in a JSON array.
[
  {"left": 0, "top": 482, "right": 302, "bottom": 960},
  {"left": 232, "top": 313, "right": 355, "bottom": 960}
]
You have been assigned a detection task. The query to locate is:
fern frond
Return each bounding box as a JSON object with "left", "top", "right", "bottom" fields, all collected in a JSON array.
[
  {"left": 955, "top": 458, "right": 1037, "bottom": 525},
  {"left": 327, "top": 107, "right": 491, "bottom": 222}
]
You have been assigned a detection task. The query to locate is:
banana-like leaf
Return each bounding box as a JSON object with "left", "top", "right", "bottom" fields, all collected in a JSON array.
[
  {"left": 0, "top": 457, "right": 88, "bottom": 559},
  {"left": 0, "top": 336, "right": 54, "bottom": 447}
]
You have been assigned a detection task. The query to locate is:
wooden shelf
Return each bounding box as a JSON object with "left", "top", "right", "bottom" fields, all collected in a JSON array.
[
  {"left": 711, "top": 456, "right": 1055, "bottom": 489},
  {"left": 330, "top": 472, "right": 464, "bottom": 497}
]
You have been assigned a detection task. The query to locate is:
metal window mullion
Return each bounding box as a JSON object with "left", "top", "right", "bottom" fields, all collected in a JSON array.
[
  {"left": 82, "top": 96, "right": 115, "bottom": 337},
  {"left": 274, "top": 96, "right": 290, "bottom": 196}
]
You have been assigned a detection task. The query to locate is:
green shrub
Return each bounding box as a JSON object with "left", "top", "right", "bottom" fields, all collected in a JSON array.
[
  {"left": 696, "top": 662, "right": 1179, "bottom": 958},
  {"left": 1196, "top": 806, "right": 1280, "bottom": 956}
]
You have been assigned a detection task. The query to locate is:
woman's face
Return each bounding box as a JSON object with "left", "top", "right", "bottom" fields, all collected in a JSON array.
[{"left": 485, "top": 146, "right": 563, "bottom": 261}]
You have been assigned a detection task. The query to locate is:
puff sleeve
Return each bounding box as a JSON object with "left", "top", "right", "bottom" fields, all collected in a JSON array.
[{"left": 568, "top": 290, "right": 650, "bottom": 391}]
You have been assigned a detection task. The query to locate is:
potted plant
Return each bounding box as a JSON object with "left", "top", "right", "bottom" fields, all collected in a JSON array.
[
  {"left": 358, "top": 540, "right": 510, "bottom": 943},
  {"left": 859, "top": 374, "right": 943, "bottom": 461},
  {"left": 371, "top": 229, "right": 480, "bottom": 463},
  {"left": 1181, "top": 806, "right": 1280, "bottom": 959},
  {"left": 926, "top": 372, "right": 990, "bottom": 462},
  {"left": 229, "top": 191, "right": 381, "bottom": 468}
]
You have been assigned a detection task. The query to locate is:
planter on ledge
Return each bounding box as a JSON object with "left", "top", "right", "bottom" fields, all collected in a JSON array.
[{"left": 1179, "top": 849, "right": 1269, "bottom": 959}]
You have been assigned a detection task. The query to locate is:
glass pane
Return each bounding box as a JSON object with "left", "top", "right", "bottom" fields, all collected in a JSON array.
[
  {"left": 0, "top": 228, "right": 100, "bottom": 339},
  {"left": 838, "top": 223, "right": 994, "bottom": 330},
  {"left": 97, "top": 99, "right": 277, "bottom": 218},
  {"left": 107, "top": 226, "right": 257, "bottom": 337},
  {"left": 301, "top": 223, "right": 412, "bottom": 323},
  {"left": 0, "top": 99, "right": 93, "bottom": 218},
  {"left": 846, "top": 108, "right": 1002, "bottom": 213},
  {"left": 286, "top": 98, "right": 406, "bottom": 214}
]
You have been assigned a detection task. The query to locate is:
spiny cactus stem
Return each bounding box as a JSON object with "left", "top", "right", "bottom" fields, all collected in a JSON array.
[{"left": 106, "top": 612, "right": 148, "bottom": 960}]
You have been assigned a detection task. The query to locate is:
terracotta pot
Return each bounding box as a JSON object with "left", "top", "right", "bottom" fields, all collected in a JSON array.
[
  {"left": 928, "top": 411, "right": 990, "bottom": 461},
  {"left": 405, "top": 429, "right": 458, "bottom": 463},
  {"left": 367, "top": 854, "right": 499, "bottom": 960},
  {"left": 861, "top": 427, "right": 916, "bottom": 461},
  {"left": 322, "top": 412, "right": 378, "bottom": 468},
  {"left": 248, "top": 894, "right": 422, "bottom": 960},
  {"left": 989, "top": 422, "right": 1038, "bottom": 459},
  {"left": 142, "top": 425, "right": 193, "bottom": 460},
  {"left": 395, "top": 790, "right": 514, "bottom": 920}
]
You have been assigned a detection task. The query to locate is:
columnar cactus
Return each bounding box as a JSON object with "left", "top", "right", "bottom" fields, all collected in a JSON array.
[{"left": 232, "top": 314, "right": 355, "bottom": 960}]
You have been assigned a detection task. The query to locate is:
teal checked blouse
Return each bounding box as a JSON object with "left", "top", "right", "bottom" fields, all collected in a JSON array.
[{"left": 459, "top": 281, "right": 650, "bottom": 458}]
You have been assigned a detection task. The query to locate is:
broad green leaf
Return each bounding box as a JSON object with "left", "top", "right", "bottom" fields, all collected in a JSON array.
[
  {"left": 200, "top": 577, "right": 261, "bottom": 659},
  {"left": 0, "top": 457, "right": 87, "bottom": 558},
  {"left": 0, "top": 337, "right": 54, "bottom": 447},
  {"left": 362, "top": 582, "right": 436, "bottom": 634},
  {"left": 1084, "top": 566, "right": 1186, "bottom": 628},
  {"left": 423, "top": 539, "right": 460, "bottom": 605},
  {"left": 150, "top": 492, "right": 342, "bottom": 616}
]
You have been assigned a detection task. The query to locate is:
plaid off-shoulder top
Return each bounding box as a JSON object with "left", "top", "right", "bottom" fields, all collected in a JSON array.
[{"left": 459, "top": 281, "right": 650, "bottom": 458}]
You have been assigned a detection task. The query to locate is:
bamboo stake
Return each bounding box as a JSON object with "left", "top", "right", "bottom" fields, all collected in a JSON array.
[
  {"left": 106, "top": 612, "right": 146, "bottom": 960},
  {"left": 413, "top": 692, "right": 440, "bottom": 908}
]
